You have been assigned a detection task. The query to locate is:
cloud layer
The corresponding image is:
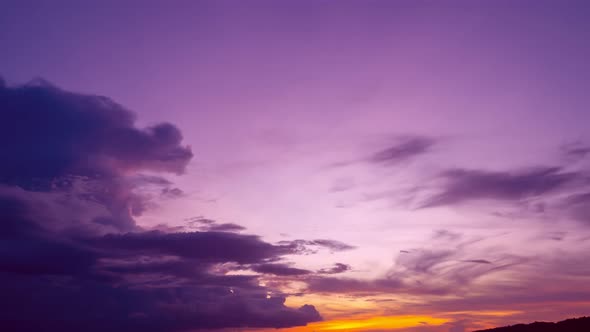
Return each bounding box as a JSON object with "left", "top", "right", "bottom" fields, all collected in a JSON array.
[{"left": 0, "top": 80, "right": 322, "bottom": 331}]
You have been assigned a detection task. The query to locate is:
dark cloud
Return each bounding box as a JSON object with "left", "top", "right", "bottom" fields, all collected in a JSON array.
[
  {"left": 160, "top": 187, "right": 184, "bottom": 198},
  {"left": 546, "top": 231, "right": 566, "bottom": 241},
  {"left": 279, "top": 239, "right": 356, "bottom": 254},
  {"left": 0, "top": 79, "right": 192, "bottom": 184},
  {"left": 252, "top": 263, "right": 311, "bottom": 276},
  {"left": 183, "top": 216, "right": 246, "bottom": 232},
  {"left": 91, "top": 231, "right": 295, "bottom": 265},
  {"left": 461, "top": 259, "right": 492, "bottom": 264},
  {"left": 186, "top": 216, "right": 216, "bottom": 224},
  {"left": 369, "top": 136, "right": 435, "bottom": 164},
  {"left": 561, "top": 141, "right": 590, "bottom": 161},
  {"left": 0, "top": 79, "right": 321, "bottom": 331},
  {"left": 311, "top": 239, "right": 357, "bottom": 251},
  {"left": 326, "top": 135, "right": 435, "bottom": 169},
  {"left": 0, "top": 271, "right": 321, "bottom": 332},
  {"left": 0, "top": 225, "right": 323, "bottom": 331},
  {"left": 432, "top": 229, "right": 462, "bottom": 242},
  {"left": 421, "top": 167, "right": 580, "bottom": 208},
  {"left": 206, "top": 222, "right": 246, "bottom": 232},
  {"left": 318, "top": 263, "right": 351, "bottom": 274},
  {"left": 0, "top": 80, "right": 193, "bottom": 232},
  {"left": 561, "top": 192, "right": 590, "bottom": 224},
  {"left": 131, "top": 174, "right": 173, "bottom": 186}
]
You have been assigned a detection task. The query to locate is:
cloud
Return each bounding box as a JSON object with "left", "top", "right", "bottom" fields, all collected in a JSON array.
[
  {"left": 306, "top": 276, "right": 404, "bottom": 294},
  {"left": 305, "top": 247, "right": 590, "bottom": 332},
  {"left": 0, "top": 79, "right": 192, "bottom": 184},
  {"left": 308, "top": 253, "right": 452, "bottom": 296},
  {"left": 561, "top": 192, "right": 590, "bottom": 224},
  {"left": 306, "top": 243, "right": 528, "bottom": 298},
  {"left": 421, "top": 167, "right": 580, "bottom": 208},
  {"left": 318, "top": 263, "right": 351, "bottom": 274},
  {"left": 327, "top": 135, "right": 435, "bottom": 169},
  {"left": 311, "top": 239, "right": 357, "bottom": 251},
  {"left": 561, "top": 141, "right": 590, "bottom": 161},
  {"left": 461, "top": 259, "right": 492, "bottom": 264},
  {"left": 369, "top": 136, "right": 435, "bottom": 164},
  {"left": 206, "top": 222, "right": 247, "bottom": 232},
  {"left": 432, "top": 229, "right": 462, "bottom": 242},
  {"left": 160, "top": 187, "right": 184, "bottom": 198},
  {"left": 182, "top": 216, "right": 246, "bottom": 232},
  {"left": 395, "top": 249, "right": 455, "bottom": 274},
  {"left": 252, "top": 263, "right": 311, "bottom": 276},
  {"left": 0, "top": 79, "right": 321, "bottom": 331},
  {"left": 90, "top": 231, "right": 299, "bottom": 265},
  {"left": 0, "top": 79, "right": 194, "bottom": 232},
  {"left": 16, "top": 227, "right": 322, "bottom": 331},
  {"left": 0, "top": 270, "right": 321, "bottom": 332},
  {"left": 186, "top": 216, "right": 216, "bottom": 224},
  {"left": 279, "top": 239, "right": 356, "bottom": 254}
]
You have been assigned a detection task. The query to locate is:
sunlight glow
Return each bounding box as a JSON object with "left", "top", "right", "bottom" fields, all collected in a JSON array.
[{"left": 274, "top": 315, "right": 450, "bottom": 331}]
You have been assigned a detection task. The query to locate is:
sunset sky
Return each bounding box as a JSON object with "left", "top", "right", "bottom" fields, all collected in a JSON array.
[{"left": 1, "top": 1, "right": 590, "bottom": 331}]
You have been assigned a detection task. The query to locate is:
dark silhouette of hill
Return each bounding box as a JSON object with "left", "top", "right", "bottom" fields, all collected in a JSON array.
[{"left": 474, "top": 316, "right": 590, "bottom": 332}]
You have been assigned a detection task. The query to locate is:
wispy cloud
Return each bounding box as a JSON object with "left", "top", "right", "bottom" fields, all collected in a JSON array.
[
  {"left": 369, "top": 136, "right": 436, "bottom": 164},
  {"left": 318, "top": 263, "right": 352, "bottom": 275},
  {"left": 420, "top": 167, "right": 581, "bottom": 208}
]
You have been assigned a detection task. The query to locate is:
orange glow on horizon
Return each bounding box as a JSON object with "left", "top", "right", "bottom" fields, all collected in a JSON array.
[
  {"left": 256, "top": 315, "right": 450, "bottom": 331},
  {"left": 250, "top": 309, "right": 528, "bottom": 332}
]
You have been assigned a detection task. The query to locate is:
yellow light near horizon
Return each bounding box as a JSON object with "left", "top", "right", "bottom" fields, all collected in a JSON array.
[{"left": 273, "top": 315, "right": 450, "bottom": 332}]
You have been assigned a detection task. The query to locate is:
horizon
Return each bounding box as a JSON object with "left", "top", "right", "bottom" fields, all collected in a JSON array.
[{"left": 1, "top": 1, "right": 590, "bottom": 331}]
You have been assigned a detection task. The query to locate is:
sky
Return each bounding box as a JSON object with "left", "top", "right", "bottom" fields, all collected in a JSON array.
[{"left": 1, "top": 1, "right": 590, "bottom": 331}]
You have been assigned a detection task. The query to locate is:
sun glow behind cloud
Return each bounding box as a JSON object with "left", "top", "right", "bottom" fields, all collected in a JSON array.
[
  {"left": 252, "top": 310, "right": 524, "bottom": 332},
  {"left": 256, "top": 315, "right": 450, "bottom": 331}
]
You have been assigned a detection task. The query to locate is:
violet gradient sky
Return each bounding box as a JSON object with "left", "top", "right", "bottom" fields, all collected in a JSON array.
[{"left": 2, "top": 1, "right": 590, "bottom": 331}]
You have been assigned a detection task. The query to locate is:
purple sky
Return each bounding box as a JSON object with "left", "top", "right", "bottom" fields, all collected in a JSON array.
[{"left": 2, "top": 1, "right": 590, "bottom": 331}]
